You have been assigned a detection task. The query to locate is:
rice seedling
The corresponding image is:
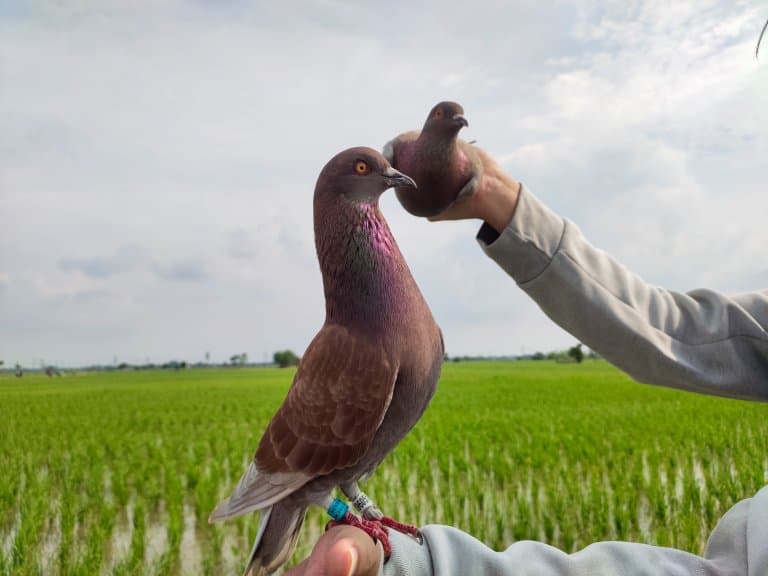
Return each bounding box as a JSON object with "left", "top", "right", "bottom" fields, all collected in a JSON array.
[{"left": 0, "top": 361, "right": 765, "bottom": 574}]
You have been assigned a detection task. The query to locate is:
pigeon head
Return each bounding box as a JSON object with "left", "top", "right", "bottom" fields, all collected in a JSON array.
[
  {"left": 315, "top": 147, "right": 416, "bottom": 204},
  {"left": 422, "top": 101, "right": 468, "bottom": 136}
]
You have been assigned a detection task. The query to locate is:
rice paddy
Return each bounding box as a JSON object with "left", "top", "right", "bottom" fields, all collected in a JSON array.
[{"left": 1, "top": 360, "right": 766, "bottom": 575}]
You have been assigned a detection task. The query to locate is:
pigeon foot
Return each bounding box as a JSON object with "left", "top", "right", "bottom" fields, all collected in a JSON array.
[
  {"left": 328, "top": 512, "right": 392, "bottom": 557},
  {"left": 379, "top": 516, "right": 421, "bottom": 539},
  {"left": 345, "top": 490, "right": 421, "bottom": 542}
]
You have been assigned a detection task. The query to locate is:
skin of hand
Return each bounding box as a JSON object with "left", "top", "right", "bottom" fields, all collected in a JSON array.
[
  {"left": 429, "top": 147, "right": 521, "bottom": 234},
  {"left": 284, "top": 526, "right": 381, "bottom": 576}
]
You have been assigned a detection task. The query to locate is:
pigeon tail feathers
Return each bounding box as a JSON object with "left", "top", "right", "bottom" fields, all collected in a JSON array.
[
  {"left": 243, "top": 502, "right": 308, "bottom": 575},
  {"left": 209, "top": 461, "right": 309, "bottom": 523}
]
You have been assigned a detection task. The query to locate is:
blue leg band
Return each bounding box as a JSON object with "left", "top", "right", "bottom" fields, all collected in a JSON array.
[{"left": 327, "top": 498, "right": 349, "bottom": 521}]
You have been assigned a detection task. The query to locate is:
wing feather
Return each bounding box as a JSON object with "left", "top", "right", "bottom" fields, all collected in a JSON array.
[
  {"left": 208, "top": 462, "right": 309, "bottom": 522},
  {"left": 382, "top": 131, "right": 420, "bottom": 165},
  {"left": 256, "top": 324, "right": 398, "bottom": 476},
  {"left": 211, "top": 324, "right": 398, "bottom": 522}
]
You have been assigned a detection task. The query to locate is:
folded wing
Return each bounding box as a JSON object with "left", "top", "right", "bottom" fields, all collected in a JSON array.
[{"left": 210, "top": 324, "right": 398, "bottom": 522}]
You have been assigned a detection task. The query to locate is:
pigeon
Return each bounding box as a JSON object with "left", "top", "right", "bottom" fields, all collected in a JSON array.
[
  {"left": 209, "top": 147, "right": 445, "bottom": 575},
  {"left": 383, "top": 101, "right": 481, "bottom": 217}
]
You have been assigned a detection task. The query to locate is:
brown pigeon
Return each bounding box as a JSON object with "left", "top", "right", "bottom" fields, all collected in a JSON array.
[
  {"left": 209, "top": 147, "right": 444, "bottom": 575},
  {"left": 383, "top": 101, "right": 482, "bottom": 217}
]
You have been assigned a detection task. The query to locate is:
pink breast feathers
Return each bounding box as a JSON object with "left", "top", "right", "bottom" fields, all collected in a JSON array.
[{"left": 360, "top": 206, "right": 394, "bottom": 255}]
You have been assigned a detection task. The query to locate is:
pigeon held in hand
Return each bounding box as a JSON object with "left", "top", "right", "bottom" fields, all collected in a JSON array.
[
  {"left": 383, "top": 101, "right": 482, "bottom": 217},
  {"left": 209, "top": 147, "right": 445, "bottom": 575}
]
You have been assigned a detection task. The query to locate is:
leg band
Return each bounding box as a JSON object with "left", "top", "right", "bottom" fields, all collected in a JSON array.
[
  {"left": 327, "top": 498, "right": 349, "bottom": 521},
  {"left": 351, "top": 491, "right": 374, "bottom": 513}
]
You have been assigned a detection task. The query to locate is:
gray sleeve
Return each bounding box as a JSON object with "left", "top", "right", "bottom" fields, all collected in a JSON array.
[
  {"left": 476, "top": 185, "right": 768, "bottom": 402},
  {"left": 382, "top": 485, "right": 768, "bottom": 576},
  {"left": 384, "top": 528, "right": 730, "bottom": 576}
]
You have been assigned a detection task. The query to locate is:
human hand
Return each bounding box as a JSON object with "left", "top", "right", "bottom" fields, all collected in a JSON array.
[
  {"left": 284, "top": 525, "right": 382, "bottom": 576},
  {"left": 429, "top": 147, "right": 521, "bottom": 234}
]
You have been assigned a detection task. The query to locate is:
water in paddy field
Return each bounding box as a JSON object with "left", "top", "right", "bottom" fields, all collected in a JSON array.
[{"left": 5, "top": 448, "right": 763, "bottom": 574}]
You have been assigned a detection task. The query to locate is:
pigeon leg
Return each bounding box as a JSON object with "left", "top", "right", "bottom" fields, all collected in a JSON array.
[
  {"left": 324, "top": 497, "right": 392, "bottom": 556},
  {"left": 341, "top": 484, "right": 383, "bottom": 520},
  {"left": 342, "top": 484, "right": 421, "bottom": 539}
]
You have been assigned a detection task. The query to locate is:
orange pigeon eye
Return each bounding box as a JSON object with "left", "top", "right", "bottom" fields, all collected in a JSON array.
[
  {"left": 434, "top": 108, "right": 443, "bottom": 119},
  {"left": 354, "top": 161, "right": 369, "bottom": 175}
]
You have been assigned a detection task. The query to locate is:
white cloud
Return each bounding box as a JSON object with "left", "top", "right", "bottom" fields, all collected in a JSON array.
[{"left": 0, "top": 0, "right": 765, "bottom": 366}]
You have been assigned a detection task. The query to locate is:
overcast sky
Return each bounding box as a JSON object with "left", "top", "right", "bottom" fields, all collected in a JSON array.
[{"left": 1, "top": 1, "right": 766, "bottom": 368}]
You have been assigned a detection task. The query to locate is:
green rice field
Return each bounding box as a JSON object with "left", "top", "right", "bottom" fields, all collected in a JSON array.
[{"left": 1, "top": 361, "right": 766, "bottom": 575}]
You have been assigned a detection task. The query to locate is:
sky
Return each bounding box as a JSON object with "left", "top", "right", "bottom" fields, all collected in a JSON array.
[{"left": 1, "top": 0, "right": 766, "bottom": 368}]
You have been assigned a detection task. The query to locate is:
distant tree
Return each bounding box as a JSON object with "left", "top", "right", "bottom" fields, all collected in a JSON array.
[
  {"left": 547, "top": 350, "right": 568, "bottom": 362},
  {"left": 532, "top": 352, "right": 545, "bottom": 361},
  {"left": 161, "top": 360, "right": 187, "bottom": 370},
  {"left": 229, "top": 353, "right": 248, "bottom": 367},
  {"left": 568, "top": 344, "right": 584, "bottom": 364},
  {"left": 273, "top": 350, "right": 300, "bottom": 368},
  {"left": 15, "top": 363, "right": 23, "bottom": 377}
]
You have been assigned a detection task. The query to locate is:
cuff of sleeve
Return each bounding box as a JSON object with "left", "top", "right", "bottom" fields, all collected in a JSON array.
[
  {"left": 381, "top": 530, "right": 433, "bottom": 576},
  {"left": 476, "top": 184, "right": 566, "bottom": 284}
]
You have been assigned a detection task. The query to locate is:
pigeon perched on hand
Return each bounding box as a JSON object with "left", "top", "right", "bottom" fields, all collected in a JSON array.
[
  {"left": 209, "top": 147, "right": 444, "bottom": 575},
  {"left": 383, "top": 101, "right": 482, "bottom": 217}
]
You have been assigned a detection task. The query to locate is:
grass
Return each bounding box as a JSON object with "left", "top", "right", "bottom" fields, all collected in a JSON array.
[{"left": 1, "top": 361, "right": 766, "bottom": 574}]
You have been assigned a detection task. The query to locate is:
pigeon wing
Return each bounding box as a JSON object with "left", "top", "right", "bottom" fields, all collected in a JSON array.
[
  {"left": 256, "top": 323, "right": 398, "bottom": 476},
  {"left": 208, "top": 461, "right": 310, "bottom": 522},
  {"left": 382, "top": 130, "right": 420, "bottom": 165},
  {"left": 209, "top": 324, "right": 398, "bottom": 522}
]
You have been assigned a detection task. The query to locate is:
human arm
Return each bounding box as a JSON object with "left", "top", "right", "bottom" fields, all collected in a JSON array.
[
  {"left": 477, "top": 184, "right": 768, "bottom": 401},
  {"left": 433, "top": 152, "right": 768, "bottom": 401},
  {"left": 288, "top": 484, "right": 766, "bottom": 576}
]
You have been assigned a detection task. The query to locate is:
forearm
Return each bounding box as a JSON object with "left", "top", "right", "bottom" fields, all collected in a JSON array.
[
  {"left": 383, "top": 520, "right": 744, "bottom": 576},
  {"left": 477, "top": 186, "right": 768, "bottom": 401}
]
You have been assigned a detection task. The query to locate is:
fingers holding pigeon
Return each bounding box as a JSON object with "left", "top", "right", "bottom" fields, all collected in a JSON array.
[
  {"left": 284, "top": 526, "right": 381, "bottom": 576},
  {"left": 429, "top": 146, "right": 522, "bottom": 234}
]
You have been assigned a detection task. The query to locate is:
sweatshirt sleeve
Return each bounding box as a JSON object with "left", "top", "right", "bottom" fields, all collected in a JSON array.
[
  {"left": 382, "top": 485, "right": 768, "bottom": 576},
  {"left": 475, "top": 185, "right": 768, "bottom": 402}
]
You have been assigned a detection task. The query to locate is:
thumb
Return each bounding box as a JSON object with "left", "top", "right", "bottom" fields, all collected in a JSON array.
[
  {"left": 325, "top": 528, "right": 381, "bottom": 576},
  {"left": 284, "top": 526, "right": 381, "bottom": 576}
]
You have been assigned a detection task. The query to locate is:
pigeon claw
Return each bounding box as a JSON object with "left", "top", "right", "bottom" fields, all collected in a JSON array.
[
  {"left": 328, "top": 512, "right": 393, "bottom": 558},
  {"left": 379, "top": 516, "right": 421, "bottom": 540}
]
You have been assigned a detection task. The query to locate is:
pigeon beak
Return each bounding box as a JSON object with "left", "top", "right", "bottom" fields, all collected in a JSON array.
[
  {"left": 452, "top": 114, "right": 469, "bottom": 128},
  {"left": 383, "top": 166, "right": 417, "bottom": 189}
]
